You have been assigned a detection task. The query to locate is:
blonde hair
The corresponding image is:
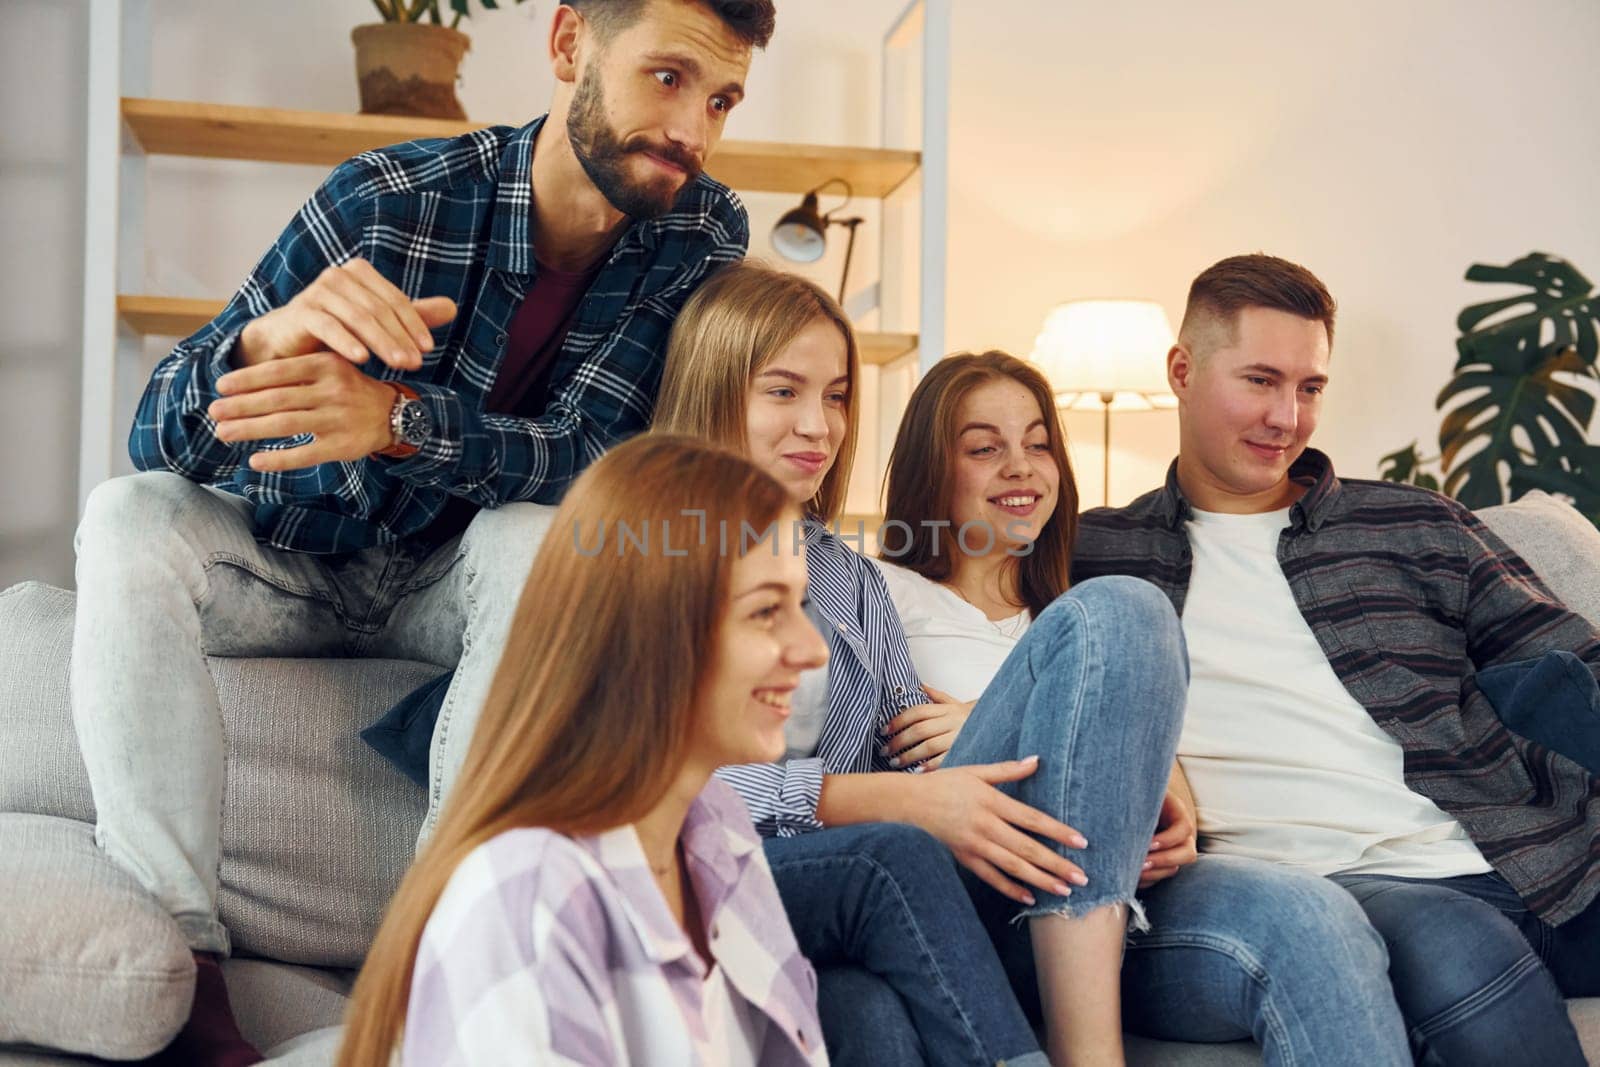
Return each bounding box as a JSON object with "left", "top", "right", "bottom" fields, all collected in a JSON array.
[
  {"left": 654, "top": 261, "right": 861, "bottom": 522},
  {"left": 337, "top": 435, "right": 791, "bottom": 1067}
]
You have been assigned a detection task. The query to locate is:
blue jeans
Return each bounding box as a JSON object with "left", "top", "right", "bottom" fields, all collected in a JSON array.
[
  {"left": 1126, "top": 857, "right": 1599, "bottom": 1067},
  {"left": 767, "top": 576, "right": 1187, "bottom": 1066},
  {"left": 765, "top": 823, "right": 1045, "bottom": 1067},
  {"left": 1332, "top": 870, "right": 1598, "bottom": 1066},
  {"left": 1126, "top": 856, "right": 1412, "bottom": 1067},
  {"left": 946, "top": 575, "right": 1190, "bottom": 1011}
]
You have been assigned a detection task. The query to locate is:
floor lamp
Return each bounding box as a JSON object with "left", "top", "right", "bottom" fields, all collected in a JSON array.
[{"left": 1027, "top": 300, "right": 1177, "bottom": 507}]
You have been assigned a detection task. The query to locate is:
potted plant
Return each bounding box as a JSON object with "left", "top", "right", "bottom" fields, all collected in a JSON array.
[
  {"left": 353, "top": 0, "right": 532, "bottom": 120},
  {"left": 1380, "top": 252, "right": 1600, "bottom": 524}
]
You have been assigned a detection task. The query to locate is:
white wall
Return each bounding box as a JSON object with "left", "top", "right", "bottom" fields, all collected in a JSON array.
[
  {"left": 10, "top": 0, "right": 1599, "bottom": 587},
  {"left": 947, "top": 0, "right": 1600, "bottom": 507},
  {"left": 0, "top": 1, "right": 89, "bottom": 590}
]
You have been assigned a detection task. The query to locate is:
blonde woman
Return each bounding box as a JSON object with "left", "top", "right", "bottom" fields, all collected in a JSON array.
[
  {"left": 654, "top": 262, "right": 1180, "bottom": 1067},
  {"left": 337, "top": 435, "right": 829, "bottom": 1066}
]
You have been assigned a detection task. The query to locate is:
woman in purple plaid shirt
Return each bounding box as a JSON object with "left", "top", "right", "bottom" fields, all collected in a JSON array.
[{"left": 338, "top": 435, "right": 831, "bottom": 1066}]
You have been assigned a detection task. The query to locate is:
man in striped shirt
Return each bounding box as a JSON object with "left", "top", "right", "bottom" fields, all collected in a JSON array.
[
  {"left": 1076, "top": 254, "right": 1600, "bottom": 1064},
  {"left": 68, "top": 2, "right": 772, "bottom": 1063}
]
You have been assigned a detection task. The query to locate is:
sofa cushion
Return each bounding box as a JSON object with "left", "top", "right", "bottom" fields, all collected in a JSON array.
[
  {"left": 1477, "top": 490, "right": 1600, "bottom": 626},
  {"left": 0, "top": 582, "right": 435, "bottom": 968},
  {"left": 0, "top": 956, "right": 353, "bottom": 1067},
  {"left": 1573, "top": 997, "right": 1600, "bottom": 1060},
  {"left": 0, "top": 814, "right": 193, "bottom": 1060},
  {"left": 221, "top": 958, "right": 351, "bottom": 1057}
]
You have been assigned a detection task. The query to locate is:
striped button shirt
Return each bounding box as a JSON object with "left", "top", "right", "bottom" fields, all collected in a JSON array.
[
  {"left": 402, "top": 779, "right": 827, "bottom": 1066},
  {"left": 1073, "top": 449, "right": 1600, "bottom": 925},
  {"left": 716, "top": 525, "right": 929, "bottom": 836},
  {"left": 129, "top": 116, "right": 749, "bottom": 555}
]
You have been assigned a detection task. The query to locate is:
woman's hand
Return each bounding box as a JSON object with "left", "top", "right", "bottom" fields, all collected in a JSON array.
[
  {"left": 880, "top": 686, "right": 974, "bottom": 769},
  {"left": 1139, "top": 788, "right": 1198, "bottom": 889},
  {"left": 907, "top": 756, "right": 1089, "bottom": 905}
]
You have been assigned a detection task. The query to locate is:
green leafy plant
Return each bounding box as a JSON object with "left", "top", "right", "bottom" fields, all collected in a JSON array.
[
  {"left": 370, "top": 0, "right": 529, "bottom": 29},
  {"left": 1381, "top": 253, "right": 1600, "bottom": 520}
]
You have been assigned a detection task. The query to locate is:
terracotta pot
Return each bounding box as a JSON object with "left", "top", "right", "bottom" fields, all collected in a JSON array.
[{"left": 351, "top": 22, "right": 471, "bottom": 121}]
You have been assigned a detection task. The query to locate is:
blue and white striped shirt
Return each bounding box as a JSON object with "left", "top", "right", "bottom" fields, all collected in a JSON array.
[
  {"left": 129, "top": 116, "right": 749, "bottom": 554},
  {"left": 716, "top": 527, "right": 929, "bottom": 836}
]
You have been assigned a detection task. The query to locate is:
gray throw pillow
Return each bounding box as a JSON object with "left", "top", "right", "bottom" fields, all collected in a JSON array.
[
  {"left": 0, "top": 814, "right": 193, "bottom": 1059},
  {"left": 1477, "top": 490, "right": 1600, "bottom": 626}
]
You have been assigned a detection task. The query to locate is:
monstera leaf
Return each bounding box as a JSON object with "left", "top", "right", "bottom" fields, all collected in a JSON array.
[
  {"left": 1436, "top": 254, "right": 1600, "bottom": 509},
  {"left": 1378, "top": 442, "right": 1440, "bottom": 491},
  {"left": 1508, "top": 445, "right": 1600, "bottom": 525}
]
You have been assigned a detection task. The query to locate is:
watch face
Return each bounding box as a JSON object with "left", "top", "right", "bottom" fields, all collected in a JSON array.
[{"left": 398, "top": 400, "right": 432, "bottom": 447}]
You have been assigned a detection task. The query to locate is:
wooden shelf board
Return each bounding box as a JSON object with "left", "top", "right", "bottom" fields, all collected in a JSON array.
[
  {"left": 117, "top": 295, "right": 919, "bottom": 364},
  {"left": 121, "top": 98, "right": 921, "bottom": 198},
  {"left": 858, "top": 331, "right": 918, "bottom": 366},
  {"left": 117, "top": 295, "right": 225, "bottom": 338}
]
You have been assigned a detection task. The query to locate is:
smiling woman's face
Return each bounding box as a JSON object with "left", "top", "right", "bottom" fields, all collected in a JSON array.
[
  {"left": 946, "top": 378, "right": 1060, "bottom": 552},
  {"left": 743, "top": 317, "right": 850, "bottom": 507},
  {"left": 691, "top": 508, "right": 828, "bottom": 771}
]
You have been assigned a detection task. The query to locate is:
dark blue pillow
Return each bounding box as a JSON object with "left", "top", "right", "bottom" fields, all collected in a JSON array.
[
  {"left": 361, "top": 669, "right": 454, "bottom": 788},
  {"left": 1478, "top": 651, "right": 1600, "bottom": 775}
]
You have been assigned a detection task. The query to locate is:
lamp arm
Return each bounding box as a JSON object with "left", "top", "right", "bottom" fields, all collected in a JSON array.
[
  {"left": 832, "top": 217, "right": 864, "bottom": 304},
  {"left": 811, "top": 177, "right": 855, "bottom": 218}
]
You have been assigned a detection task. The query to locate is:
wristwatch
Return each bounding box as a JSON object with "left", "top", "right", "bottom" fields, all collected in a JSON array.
[{"left": 373, "top": 382, "right": 431, "bottom": 459}]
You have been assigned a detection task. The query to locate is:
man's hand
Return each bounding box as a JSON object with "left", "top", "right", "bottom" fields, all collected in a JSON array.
[
  {"left": 1140, "top": 787, "right": 1198, "bottom": 889},
  {"left": 209, "top": 353, "right": 398, "bottom": 472},
  {"left": 234, "top": 258, "right": 457, "bottom": 371},
  {"left": 881, "top": 685, "right": 974, "bottom": 769},
  {"left": 908, "top": 756, "right": 1089, "bottom": 905}
]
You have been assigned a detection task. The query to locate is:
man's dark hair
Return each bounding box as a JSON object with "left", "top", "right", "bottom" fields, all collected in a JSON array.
[
  {"left": 564, "top": 0, "right": 776, "bottom": 49},
  {"left": 1181, "top": 253, "right": 1338, "bottom": 350}
]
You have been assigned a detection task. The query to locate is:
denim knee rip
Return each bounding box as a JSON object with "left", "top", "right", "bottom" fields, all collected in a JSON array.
[{"left": 1013, "top": 896, "right": 1151, "bottom": 935}]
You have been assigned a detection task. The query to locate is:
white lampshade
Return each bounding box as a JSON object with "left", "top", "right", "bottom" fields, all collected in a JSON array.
[{"left": 1028, "top": 299, "right": 1177, "bottom": 411}]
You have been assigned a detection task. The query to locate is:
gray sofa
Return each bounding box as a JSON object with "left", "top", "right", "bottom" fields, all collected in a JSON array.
[{"left": 1, "top": 491, "right": 1598, "bottom": 1065}]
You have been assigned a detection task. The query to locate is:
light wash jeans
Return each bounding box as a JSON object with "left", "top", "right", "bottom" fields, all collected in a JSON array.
[
  {"left": 768, "top": 576, "right": 1188, "bottom": 1067},
  {"left": 71, "top": 472, "right": 549, "bottom": 954},
  {"left": 944, "top": 576, "right": 1190, "bottom": 1011},
  {"left": 1125, "top": 855, "right": 1413, "bottom": 1067}
]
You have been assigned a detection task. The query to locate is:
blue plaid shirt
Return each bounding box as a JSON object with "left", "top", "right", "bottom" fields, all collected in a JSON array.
[{"left": 129, "top": 116, "right": 749, "bottom": 554}]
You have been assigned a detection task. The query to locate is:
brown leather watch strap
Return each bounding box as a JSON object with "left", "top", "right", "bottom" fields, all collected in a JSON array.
[{"left": 372, "top": 382, "right": 422, "bottom": 459}]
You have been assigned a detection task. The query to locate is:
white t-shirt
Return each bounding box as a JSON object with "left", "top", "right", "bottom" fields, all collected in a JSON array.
[
  {"left": 873, "top": 560, "right": 1030, "bottom": 703},
  {"left": 699, "top": 963, "right": 766, "bottom": 1066},
  {"left": 1179, "top": 506, "right": 1491, "bottom": 878}
]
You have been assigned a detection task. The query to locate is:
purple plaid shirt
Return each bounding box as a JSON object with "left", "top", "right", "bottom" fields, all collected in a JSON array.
[{"left": 402, "top": 779, "right": 827, "bottom": 1065}]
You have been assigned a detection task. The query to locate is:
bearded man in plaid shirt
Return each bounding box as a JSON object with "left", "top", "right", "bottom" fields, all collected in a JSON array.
[{"left": 67, "top": 3, "right": 774, "bottom": 1063}]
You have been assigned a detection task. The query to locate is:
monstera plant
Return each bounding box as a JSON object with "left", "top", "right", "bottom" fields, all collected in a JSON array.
[{"left": 1380, "top": 253, "right": 1600, "bottom": 524}]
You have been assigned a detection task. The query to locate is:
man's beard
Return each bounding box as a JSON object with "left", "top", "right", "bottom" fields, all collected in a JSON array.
[{"left": 566, "top": 68, "right": 702, "bottom": 220}]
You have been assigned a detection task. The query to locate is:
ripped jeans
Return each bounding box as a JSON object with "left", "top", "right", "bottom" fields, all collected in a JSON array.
[{"left": 945, "top": 575, "right": 1189, "bottom": 1019}]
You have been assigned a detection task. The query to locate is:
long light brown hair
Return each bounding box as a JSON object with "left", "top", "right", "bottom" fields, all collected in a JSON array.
[
  {"left": 882, "top": 351, "right": 1078, "bottom": 618},
  {"left": 337, "top": 434, "right": 791, "bottom": 1067},
  {"left": 653, "top": 261, "right": 861, "bottom": 522}
]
